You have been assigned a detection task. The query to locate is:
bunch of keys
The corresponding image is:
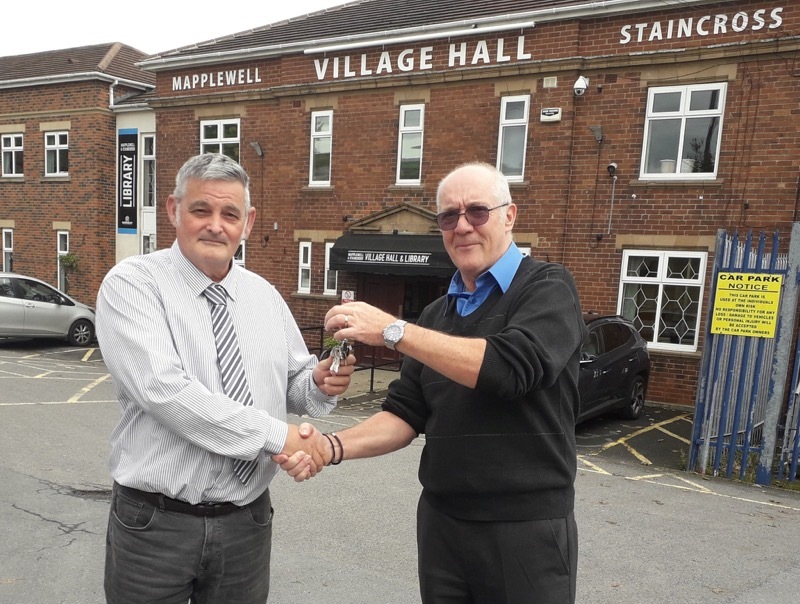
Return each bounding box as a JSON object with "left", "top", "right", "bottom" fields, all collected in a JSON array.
[{"left": 330, "top": 339, "right": 353, "bottom": 374}]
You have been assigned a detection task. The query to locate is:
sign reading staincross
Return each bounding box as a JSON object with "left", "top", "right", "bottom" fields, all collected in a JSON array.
[{"left": 711, "top": 272, "right": 783, "bottom": 338}]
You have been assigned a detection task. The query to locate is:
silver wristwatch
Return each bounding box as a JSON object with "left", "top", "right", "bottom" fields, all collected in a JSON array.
[{"left": 383, "top": 319, "right": 407, "bottom": 350}]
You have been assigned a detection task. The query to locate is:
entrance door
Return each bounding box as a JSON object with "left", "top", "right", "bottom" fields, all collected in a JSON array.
[
  {"left": 361, "top": 276, "right": 404, "bottom": 317},
  {"left": 358, "top": 275, "right": 449, "bottom": 364},
  {"left": 360, "top": 276, "right": 404, "bottom": 364}
]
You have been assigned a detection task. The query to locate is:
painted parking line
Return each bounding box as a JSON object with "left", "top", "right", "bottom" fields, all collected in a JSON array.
[
  {"left": 67, "top": 373, "right": 111, "bottom": 403},
  {"left": 657, "top": 423, "right": 691, "bottom": 445},
  {"left": 0, "top": 399, "right": 117, "bottom": 406},
  {"left": 81, "top": 347, "right": 98, "bottom": 362},
  {"left": 584, "top": 413, "right": 691, "bottom": 466},
  {"left": 631, "top": 473, "right": 800, "bottom": 511},
  {"left": 577, "top": 456, "right": 611, "bottom": 475},
  {"left": 578, "top": 458, "right": 800, "bottom": 511}
]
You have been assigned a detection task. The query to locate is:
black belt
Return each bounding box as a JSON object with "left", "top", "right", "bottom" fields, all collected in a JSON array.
[{"left": 115, "top": 483, "right": 246, "bottom": 518}]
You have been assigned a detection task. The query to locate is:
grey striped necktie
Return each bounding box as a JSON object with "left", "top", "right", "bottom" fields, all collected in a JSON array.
[{"left": 203, "top": 283, "right": 258, "bottom": 485}]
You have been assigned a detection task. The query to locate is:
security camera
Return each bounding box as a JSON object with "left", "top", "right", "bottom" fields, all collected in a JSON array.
[
  {"left": 573, "top": 76, "right": 589, "bottom": 96},
  {"left": 607, "top": 162, "right": 618, "bottom": 175}
]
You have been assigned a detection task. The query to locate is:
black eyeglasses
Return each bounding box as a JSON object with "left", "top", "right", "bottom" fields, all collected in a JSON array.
[{"left": 435, "top": 203, "right": 509, "bottom": 231}]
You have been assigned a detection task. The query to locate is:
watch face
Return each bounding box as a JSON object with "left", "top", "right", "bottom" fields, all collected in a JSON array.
[{"left": 386, "top": 325, "right": 401, "bottom": 340}]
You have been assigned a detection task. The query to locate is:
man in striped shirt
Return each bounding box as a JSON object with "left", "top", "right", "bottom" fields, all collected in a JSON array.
[{"left": 97, "top": 153, "right": 352, "bottom": 603}]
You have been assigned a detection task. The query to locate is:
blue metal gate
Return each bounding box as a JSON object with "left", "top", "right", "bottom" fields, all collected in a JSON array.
[
  {"left": 777, "top": 316, "right": 800, "bottom": 482},
  {"left": 688, "top": 225, "right": 800, "bottom": 485}
]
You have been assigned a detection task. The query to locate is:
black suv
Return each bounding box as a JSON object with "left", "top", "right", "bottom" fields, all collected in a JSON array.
[{"left": 577, "top": 314, "right": 650, "bottom": 423}]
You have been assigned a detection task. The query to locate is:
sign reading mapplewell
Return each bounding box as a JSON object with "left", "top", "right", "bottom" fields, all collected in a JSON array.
[{"left": 710, "top": 272, "right": 783, "bottom": 338}]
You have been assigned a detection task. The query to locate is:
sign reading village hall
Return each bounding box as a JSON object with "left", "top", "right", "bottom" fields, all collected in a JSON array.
[
  {"left": 172, "top": 5, "right": 785, "bottom": 90},
  {"left": 347, "top": 250, "right": 433, "bottom": 267}
]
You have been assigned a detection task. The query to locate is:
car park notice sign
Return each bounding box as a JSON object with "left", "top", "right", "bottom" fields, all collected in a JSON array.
[{"left": 710, "top": 272, "right": 783, "bottom": 338}]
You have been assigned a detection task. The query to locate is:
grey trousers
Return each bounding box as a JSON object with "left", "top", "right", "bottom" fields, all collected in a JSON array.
[{"left": 105, "top": 483, "right": 272, "bottom": 604}]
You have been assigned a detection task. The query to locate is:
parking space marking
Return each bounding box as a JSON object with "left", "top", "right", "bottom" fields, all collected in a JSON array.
[
  {"left": 577, "top": 456, "right": 611, "bottom": 474},
  {"left": 670, "top": 474, "right": 714, "bottom": 493},
  {"left": 579, "top": 461, "right": 800, "bottom": 512},
  {"left": 621, "top": 442, "right": 652, "bottom": 465},
  {"left": 0, "top": 399, "right": 116, "bottom": 406},
  {"left": 68, "top": 373, "right": 111, "bottom": 403},
  {"left": 629, "top": 473, "right": 800, "bottom": 511},
  {"left": 81, "top": 348, "right": 97, "bottom": 362},
  {"left": 0, "top": 367, "right": 32, "bottom": 378},
  {"left": 657, "top": 425, "right": 691, "bottom": 445},
  {"left": 627, "top": 473, "right": 669, "bottom": 482},
  {"left": 585, "top": 413, "right": 691, "bottom": 466}
]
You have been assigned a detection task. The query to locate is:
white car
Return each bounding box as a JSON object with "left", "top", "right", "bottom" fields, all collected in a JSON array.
[{"left": 0, "top": 273, "right": 96, "bottom": 347}]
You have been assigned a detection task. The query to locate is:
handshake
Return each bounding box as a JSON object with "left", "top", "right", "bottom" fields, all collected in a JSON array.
[{"left": 272, "top": 422, "right": 339, "bottom": 482}]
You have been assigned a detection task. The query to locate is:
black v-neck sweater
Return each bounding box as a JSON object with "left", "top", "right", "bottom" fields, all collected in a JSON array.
[{"left": 383, "top": 256, "right": 587, "bottom": 521}]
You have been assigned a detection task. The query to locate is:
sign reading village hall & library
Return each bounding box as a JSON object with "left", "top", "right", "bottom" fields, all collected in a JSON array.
[
  {"left": 711, "top": 272, "right": 783, "bottom": 338},
  {"left": 347, "top": 250, "right": 432, "bottom": 267}
]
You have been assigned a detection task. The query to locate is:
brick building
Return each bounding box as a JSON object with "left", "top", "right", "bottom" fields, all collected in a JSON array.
[
  {"left": 134, "top": 0, "right": 798, "bottom": 407},
  {"left": 3, "top": 0, "right": 799, "bottom": 409},
  {"left": 0, "top": 43, "right": 154, "bottom": 304}
]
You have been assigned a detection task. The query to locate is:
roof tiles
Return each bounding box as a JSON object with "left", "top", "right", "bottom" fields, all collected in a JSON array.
[
  {"left": 0, "top": 43, "right": 154, "bottom": 87},
  {"left": 148, "top": 0, "right": 592, "bottom": 60}
]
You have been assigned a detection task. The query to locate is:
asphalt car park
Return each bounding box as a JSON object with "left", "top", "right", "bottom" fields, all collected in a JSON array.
[
  {"left": 0, "top": 336, "right": 693, "bottom": 473},
  {"left": 576, "top": 404, "right": 693, "bottom": 472},
  {"left": 7, "top": 341, "right": 800, "bottom": 604},
  {"left": 337, "top": 378, "right": 694, "bottom": 474}
]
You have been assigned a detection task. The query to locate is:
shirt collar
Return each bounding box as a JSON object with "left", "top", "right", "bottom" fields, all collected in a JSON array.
[
  {"left": 169, "top": 241, "right": 241, "bottom": 300},
  {"left": 448, "top": 242, "right": 524, "bottom": 295}
]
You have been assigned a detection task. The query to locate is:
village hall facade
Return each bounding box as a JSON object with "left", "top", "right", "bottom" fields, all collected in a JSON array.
[{"left": 2, "top": 0, "right": 799, "bottom": 408}]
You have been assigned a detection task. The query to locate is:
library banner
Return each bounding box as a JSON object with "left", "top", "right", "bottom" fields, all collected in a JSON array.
[{"left": 117, "top": 129, "right": 138, "bottom": 234}]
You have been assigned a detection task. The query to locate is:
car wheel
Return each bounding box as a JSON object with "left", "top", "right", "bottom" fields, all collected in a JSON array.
[
  {"left": 68, "top": 319, "right": 95, "bottom": 347},
  {"left": 620, "top": 375, "right": 646, "bottom": 420}
]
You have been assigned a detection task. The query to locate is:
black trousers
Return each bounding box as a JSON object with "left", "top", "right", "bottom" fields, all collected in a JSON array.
[{"left": 417, "top": 495, "right": 577, "bottom": 604}]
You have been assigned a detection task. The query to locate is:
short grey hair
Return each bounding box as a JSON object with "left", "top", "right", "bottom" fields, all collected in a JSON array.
[
  {"left": 173, "top": 153, "right": 251, "bottom": 209},
  {"left": 435, "top": 162, "right": 512, "bottom": 212}
]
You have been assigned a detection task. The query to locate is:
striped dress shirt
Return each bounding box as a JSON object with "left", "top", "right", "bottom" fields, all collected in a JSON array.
[{"left": 96, "top": 241, "right": 336, "bottom": 506}]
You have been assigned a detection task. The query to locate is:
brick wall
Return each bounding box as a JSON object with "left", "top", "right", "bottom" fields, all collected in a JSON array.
[
  {"left": 0, "top": 81, "right": 119, "bottom": 305},
  {"left": 123, "top": 1, "right": 800, "bottom": 409}
]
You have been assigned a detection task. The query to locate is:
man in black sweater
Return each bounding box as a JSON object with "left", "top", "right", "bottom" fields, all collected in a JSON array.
[{"left": 277, "top": 162, "right": 587, "bottom": 603}]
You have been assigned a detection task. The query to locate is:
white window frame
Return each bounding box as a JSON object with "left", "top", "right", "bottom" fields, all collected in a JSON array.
[
  {"left": 57, "top": 231, "right": 69, "bottom": 291},
  {"left": 496, "top": 95, "right": 530, "bottom": 182},
  {"left": 1, "top": 134, "right": 23, "bottom": 177},
  {"left": 234, "top": 242, "right": 246, "bottom": 267},
  {"left": 142, "top": 233, "right": 156, "bottom": 255},
  {"left": 298, "top": 241, "right": 312, "bottom": 294},
  {"left": 617, "top": 249, "right": 707, "bottom": 352},
  {"left": 640, "top": 83, "right": 727, "bottom": 180},
  {"left": 396, "top": 104, "right": 425, "bottom": 185},
  {"left": 2, "top": 228, "right": 13, "bottom": 271},
  {"left": 324, "top": 242, "right": 338, "bottom": 296},
  {"left": 45, "top": 131, "right": 69, "bottom": 176},
  {"left": 200, "top": 119, "right": 240, "bottom": 161},
  {"left": 310, "top": 110, "right": 333, "bottom": 186},
  {"left": 142, "top": 134, "right": 156, "bottom": 208}
]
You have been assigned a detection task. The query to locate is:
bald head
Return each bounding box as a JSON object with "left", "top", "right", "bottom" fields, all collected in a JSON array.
[{"left": 436, "top": 162, "right": 512, "bottom": 212}]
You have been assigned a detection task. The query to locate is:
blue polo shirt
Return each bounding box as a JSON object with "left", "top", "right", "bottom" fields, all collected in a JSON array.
[{"left": 447, "top": 242, "right": 524, "bottom": 316}]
